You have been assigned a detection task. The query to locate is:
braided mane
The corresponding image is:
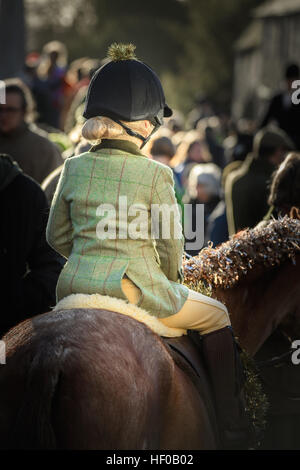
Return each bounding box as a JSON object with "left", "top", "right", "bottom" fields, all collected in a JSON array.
[{"left": 183, "top": 216, "right": 300, "bottom": 289}]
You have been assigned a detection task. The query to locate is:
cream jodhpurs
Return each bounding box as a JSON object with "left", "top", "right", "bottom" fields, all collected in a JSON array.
[{"left": 121, "top": 278, "right": 231, "bottom": 335}]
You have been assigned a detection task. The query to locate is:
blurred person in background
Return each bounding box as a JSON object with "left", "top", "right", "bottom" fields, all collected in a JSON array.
[
  {"left": 23, "top": 52, "right": 53, "bottom": 127},
  {"left": 150, "top": 135, "right": 176, "bottom": 167},
  {"left": 186, "top": 139, "right": 210, "bottom": 165},
  {"left": 197, "top": 116, "right": 226, "bottom": 169},
  {"left": 0, "top": 153, "right": 63, "bottom": 337},
  {"left": 184, "top": 162, "right": 222, "bottom": 255},
  {"left": 187, "top": 95, "right": 215, "bottom": 129},
  {"left": 261, "top": 152, "right": 300, "bottom": 224},
  {"left": 63, "top": 58, "right": 102, "bottom": 135},
  {"left": 206, "top": 162, "right": 230, "bottom": 248},
  {"left": 260, "top": 63, "right": 300, "bottom": 150},
  {"left": 206, "top": 195, "right": 229, "bottom": 248},
  {"left": 223, "top": 119, "right": 255, "bottom": 165},
  {"left": 165, "top": 110, "right": 185, "bottom": 136},
  {"left": 150, "top": 136, "right": 184, "bottom": 213},
  {"left": 38, "top": 41, "right": 72, "bottom": 130},
  {"left": 0, "top": 79, "right": 63, "bottom": 184},
  {"left": 66, "top": 57, "right": 91, "bottom": 95},
  {"left": 172, "top": 133, "right": 212, "bottom": 188},
  {"left": 225, "top": 126, "right": 294, "bottom": 235}
]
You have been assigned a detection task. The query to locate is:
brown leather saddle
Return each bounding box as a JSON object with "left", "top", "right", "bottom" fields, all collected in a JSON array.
[
  {"left": 162, "top": 331, "right": 218, "bottom": 434},
  {"left": 163, "top": 332, "right": 206, "bottom": 379}
]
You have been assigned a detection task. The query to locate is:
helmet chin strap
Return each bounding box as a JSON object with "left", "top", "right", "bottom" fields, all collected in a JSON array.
[{"left": 114, "top": 118, "right": 161, "bottom": 149}]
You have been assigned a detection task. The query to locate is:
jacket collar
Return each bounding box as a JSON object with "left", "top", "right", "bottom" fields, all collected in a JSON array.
[{"left": 90, "top": 139, "right": 146, "bottom": 157}]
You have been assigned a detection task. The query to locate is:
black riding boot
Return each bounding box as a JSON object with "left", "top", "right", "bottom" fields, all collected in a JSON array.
[{"left": 201, "top": 326, "right": 250, "bottom": 449}]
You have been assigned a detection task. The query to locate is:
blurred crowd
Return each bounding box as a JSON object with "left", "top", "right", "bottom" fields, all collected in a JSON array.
[{"left": 1, "top": 40, "right": 300, "bottom": 335}]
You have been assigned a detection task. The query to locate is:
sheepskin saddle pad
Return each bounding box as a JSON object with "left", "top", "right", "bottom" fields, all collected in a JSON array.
[{"left": 53, "top": 293, "right": 186, "bottom": 338}]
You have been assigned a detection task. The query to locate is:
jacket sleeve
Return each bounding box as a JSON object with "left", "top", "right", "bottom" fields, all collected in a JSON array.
[
  {"left": 46, "top": 158, "right": 73, "bottom": 258},
  {"left": 151, "top": 165, "right": 185, "bottom": 283}
]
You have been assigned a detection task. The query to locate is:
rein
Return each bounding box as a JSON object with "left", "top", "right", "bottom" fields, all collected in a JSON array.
[
  {"left": 256, "top": 330, "right": 300, "bottom": 401},
  {"left": 255, "top": 326, "right": 297, "bottom": 369},
  {"left": 256, "top": 348, "right": 294, "bottom": 369}
]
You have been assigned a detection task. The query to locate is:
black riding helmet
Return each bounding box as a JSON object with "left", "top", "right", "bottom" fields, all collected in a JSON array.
[{"left": 83, "top": 43, "right": 172, "bottom": 147}]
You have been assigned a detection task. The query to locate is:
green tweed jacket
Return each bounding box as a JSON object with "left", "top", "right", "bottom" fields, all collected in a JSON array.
[{"left": 46, "top": 139, "right": 189, "bottom": 318}]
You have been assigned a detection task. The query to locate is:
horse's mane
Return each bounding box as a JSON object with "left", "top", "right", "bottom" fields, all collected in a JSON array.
[{"left": 183, "top": 216, "right": 300, "bottom": 289}]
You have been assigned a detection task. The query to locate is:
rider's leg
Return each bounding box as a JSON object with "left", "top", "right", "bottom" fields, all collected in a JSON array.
[
  {"left": 200, "top": 326, "right": 249, "bottom": 447},
  {"left": 159, "top": 289, "right": 230, "bottom": 333},
  {"left": 160, "top": 289, "right": 250, "bottom": 448}
]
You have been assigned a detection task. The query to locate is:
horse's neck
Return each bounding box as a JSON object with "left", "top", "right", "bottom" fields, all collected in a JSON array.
[{"left": 213, "top": 256, "right": 300, "bottom": 356}]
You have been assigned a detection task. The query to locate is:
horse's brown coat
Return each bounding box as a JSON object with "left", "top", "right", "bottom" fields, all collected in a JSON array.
[
  {"left": 0, "top": 309, "right": 216, "bottom": 449},
  {"left": 213, "top": 255, "right": 300, "bottom": 355}
]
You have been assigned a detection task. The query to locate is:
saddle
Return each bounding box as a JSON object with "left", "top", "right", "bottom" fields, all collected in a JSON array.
[
  {"left": 162, "top": 331, "right": 218, "bottom": 433},
  {"left": 163, "top": 332, "right": 206, "bottom": 379},
  {"left": 54, "top": 293, "right": 219, "bottom": 438}
]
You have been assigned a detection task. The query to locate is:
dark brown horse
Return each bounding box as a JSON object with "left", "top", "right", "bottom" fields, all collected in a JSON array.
[
  {"left": 0, "top": 217, "right": 299, "bottom": 449},
  {"left": 0, "top": 308, "right": 217, "bottom": 450},
  {"left": 184, "top": 217, "right": 300, "bottom": 355},
  {"left": 184, "top": 216, "right": 300, "bottom": 449}
]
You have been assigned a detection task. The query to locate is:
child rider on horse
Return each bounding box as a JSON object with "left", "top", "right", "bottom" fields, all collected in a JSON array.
[{"left": 46, "top": 43, "right": 249, "bottom": 449}]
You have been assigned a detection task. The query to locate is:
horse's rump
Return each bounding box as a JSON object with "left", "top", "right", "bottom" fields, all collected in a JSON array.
[{"left": 0, "top": 308, "right": 216, "bottom": 449}]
